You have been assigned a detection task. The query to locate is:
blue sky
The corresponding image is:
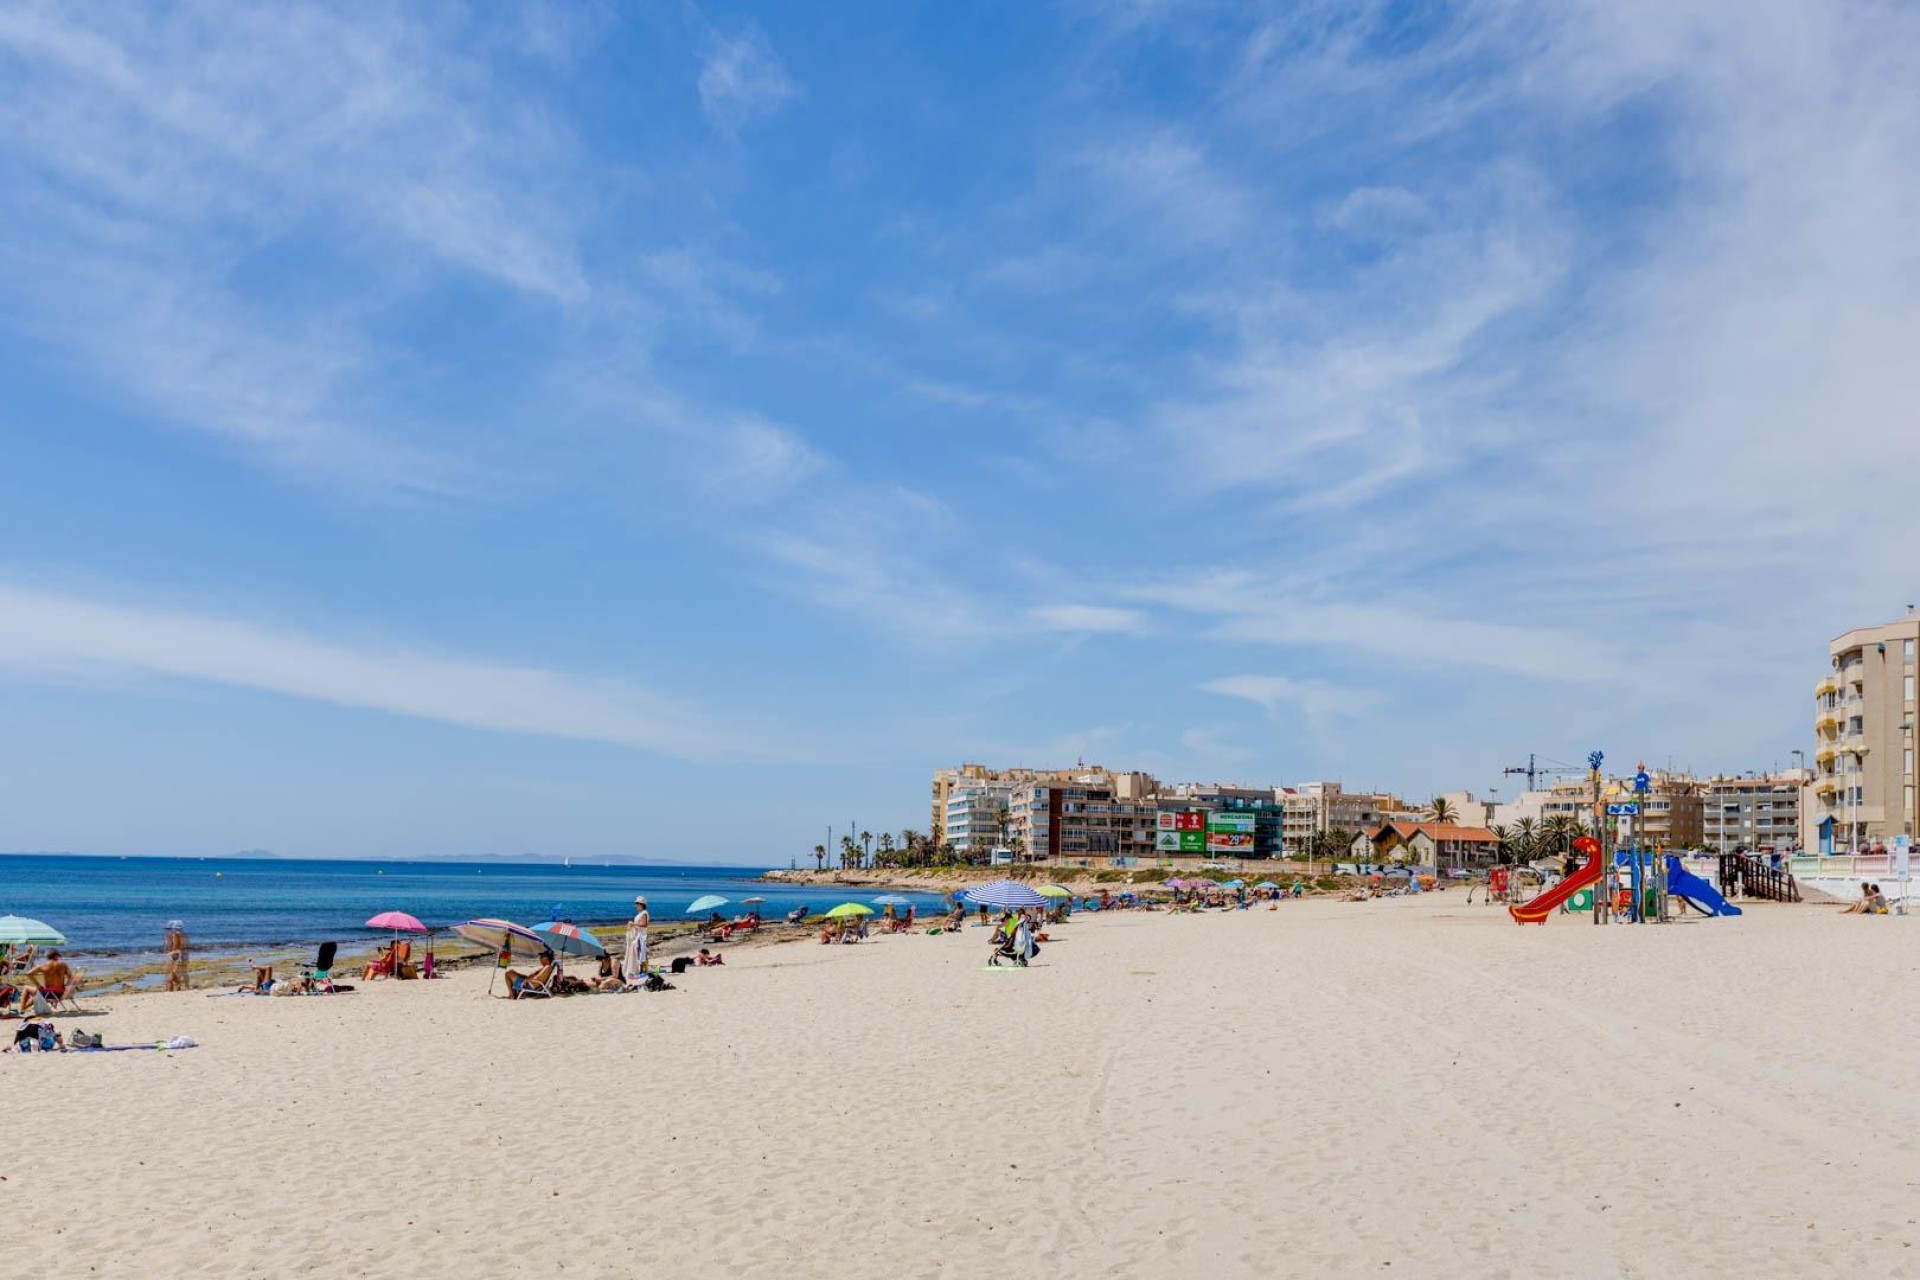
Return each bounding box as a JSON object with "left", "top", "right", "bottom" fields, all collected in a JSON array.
[{"left": 2, "top": 1, "right": 1916, "bottom": 859}]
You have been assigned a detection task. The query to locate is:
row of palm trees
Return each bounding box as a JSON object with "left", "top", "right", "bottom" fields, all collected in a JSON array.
[{"left": 810, "top": 828, "right": 1001, "bottom": 871}]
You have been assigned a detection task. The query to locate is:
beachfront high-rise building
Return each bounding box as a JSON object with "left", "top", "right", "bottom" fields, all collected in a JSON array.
[
  {"left": 1703, "top": 771, "right": 1808, "bottom": 854},
  {"left": 942, "top": 782, "right": 1013, "bottom": 855},
  {"left": 1007, "top": 777, "right": 1160, "bottom": 863},
  {"left": 1812, "top": 611, "right": 1920, "bottom": 851},
  {"left": 930, "top": 763, "right": 1147, "bottom": 846}
]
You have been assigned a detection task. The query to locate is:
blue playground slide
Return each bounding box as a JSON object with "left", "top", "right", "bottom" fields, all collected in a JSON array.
[{"left": 1665, "top": 855, "right": 1742, "bottom": 917}]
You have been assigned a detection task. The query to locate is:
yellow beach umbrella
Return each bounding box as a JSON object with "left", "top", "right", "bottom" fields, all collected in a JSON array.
[
  {"left": 823, "top": 903, "right": 873, "bottom": 919},
  {"left": 1034, "top": 884, "right": 1072, "bottom": 899}
]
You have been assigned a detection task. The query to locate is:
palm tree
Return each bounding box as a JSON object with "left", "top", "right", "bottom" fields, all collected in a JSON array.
[
  {"left": 876, "top": 833, "right": 896, "bottom": 866},
  {"left": 839, "top": 834, "right": 860, "bottom": 869},
  {"left": 1514, "top": 816, "right": 1539, "bottom": 861},
  {"left": 1540, "top": 815, "right": 1578, "bottom": 859},
  {"left": 1428, "top": 795, "right": 1459, "bottom": 825},
  {"left": 859, "top": 830, "right": 873, "bottom": 868},
  {"left": 812, "top": 843, "right": 827, "bottom": 872},
  {"left": 899, "top": 829, "right": 923, "bottom": 867},
  {"left": 1491, "top": 823, "right": 1512, "bottom": 859}
]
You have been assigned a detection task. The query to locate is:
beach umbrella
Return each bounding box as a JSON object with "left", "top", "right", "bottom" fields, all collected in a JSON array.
[
  {"left": 452, "top": 918, "right": 547, "bottom": 955},
  {"left": 363, "top": 911, "right": 429, "bottom": 976},
  {"left": 451, "top": 918, "right": 549, "bottom": 994},
  {"left": 741, "top": 896, "right": 767, "bottom": 906},
  {"left": 823, "top": 903, "right": 873, "bottom": 919},
  {"left": 1253, "top": 881, "right": 1279, "bottom": 891},
  {"left": 1219, "top": 879, "right": 1245, "bottom": 889},
  {"left": 687, "top": 894, "right": 730, "bottom": 915},
  {"left": 365, "top": 911, "right": 426, "bottom": 934},
  {"left": 871, "top": 894, "right": 913, "bottom": 906},
  {"left": 961, "top": 880, "right": 1047, "bottom": 910},
  {"left": 533, "top": 920, "right": 607, "bottom": 958},
  {"left": 1035, "top": 885, "right": 1072, "bottom": 899},
  {"left": 0, "top": 915, "right": 65, "bottom": 946}
]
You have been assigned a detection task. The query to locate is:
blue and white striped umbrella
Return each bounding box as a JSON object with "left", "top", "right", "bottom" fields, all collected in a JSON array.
[{"left": 960, "top": 880, "right": 1047, "bottom": 909}]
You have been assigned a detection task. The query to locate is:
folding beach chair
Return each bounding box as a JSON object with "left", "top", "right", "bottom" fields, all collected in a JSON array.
[{"left": 302, "top": 941, "right": 339, "bottom": 993}]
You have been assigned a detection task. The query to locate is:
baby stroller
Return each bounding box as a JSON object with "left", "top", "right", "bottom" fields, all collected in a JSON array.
[{"left": 989, "top": 921, "right": 1038, "bottom": 968}]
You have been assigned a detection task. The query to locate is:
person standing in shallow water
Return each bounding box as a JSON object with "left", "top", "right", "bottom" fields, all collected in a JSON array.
[{"left": 624, "top": 896, "right": 650, "bottom": 981}]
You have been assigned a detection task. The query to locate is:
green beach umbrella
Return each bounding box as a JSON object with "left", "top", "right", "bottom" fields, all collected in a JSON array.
[
  {"left": 1034, "top": 884, "right": 1071, "bottom": 899},
  {"left": 823, "top": 903, "right": 873, "bottom": 919},
  {"left": 0, "top": 915, "right": 65, "bottom": 946}
]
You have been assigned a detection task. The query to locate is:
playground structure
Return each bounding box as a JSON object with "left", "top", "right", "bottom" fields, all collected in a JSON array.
[
  {"left": 1508, "top": 835, "right": 1605, "bottom": 924},
  {"left": 1508, "top": 840, "right": 1741, "bottom": 924},
  {"left": 1506, "top": 751, "right": 1746, "bottom": 926}
]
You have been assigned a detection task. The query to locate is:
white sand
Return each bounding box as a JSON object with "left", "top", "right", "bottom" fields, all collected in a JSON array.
[{"left": 11, "top": 896, "right": 1919, "bottom": 1278}]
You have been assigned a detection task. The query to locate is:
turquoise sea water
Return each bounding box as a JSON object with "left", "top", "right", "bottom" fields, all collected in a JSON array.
[{"left": 0, "top": 854, "right": 946, "bottom": 963}]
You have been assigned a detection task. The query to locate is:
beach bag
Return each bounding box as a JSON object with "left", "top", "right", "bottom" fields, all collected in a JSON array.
[{"left": 69, "top": 1029, "right": 103, "bottom": 1049}]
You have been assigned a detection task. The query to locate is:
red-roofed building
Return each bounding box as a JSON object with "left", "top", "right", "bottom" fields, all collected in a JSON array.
[{"left": 1350, "top": 821, "right": 1503, "bottom": 871}]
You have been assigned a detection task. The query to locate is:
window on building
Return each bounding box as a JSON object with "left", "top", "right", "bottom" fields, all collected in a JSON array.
[
  {"left": 1907, "top": 638, "right": 1916, "bottom": 663},
  {"left": 1907, "top": 674, "right": 1916, "bottom": 702}
]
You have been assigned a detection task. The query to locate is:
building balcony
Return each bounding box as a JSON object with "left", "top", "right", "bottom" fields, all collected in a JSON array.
[
  {"left": 1814, "top": 745, "right": 1837, "bottom": 764},
  {"left": 1815, "top": 779, "right": 1838, "bottom": 795}
]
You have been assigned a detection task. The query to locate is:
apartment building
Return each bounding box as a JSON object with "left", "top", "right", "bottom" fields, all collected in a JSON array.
[
  {"left": 941, "top": 782, "right": 1013, "bottom": 854},
  {"left": 1540, "top": 772, "right": 1704, "bottom": 849},
  {"left": 1704, "top": 772, "right": 1807, "bottom": 854},
  {"left": 1279, "top": 782, "right": 1391, "bottom": 855},
  {"left": 1812, "top": 611, "right": 1920, "bottom": 850},
  {"left": 930, "top": 763, "right": 1144, "bottom": 845},
  {"left": 1007, "top": 778, "right": 1160, "bottom": 863}
]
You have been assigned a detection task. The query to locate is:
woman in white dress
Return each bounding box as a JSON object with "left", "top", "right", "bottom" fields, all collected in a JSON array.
[{"left": 623, "top": 896, "right": 650, "bottom": 983}]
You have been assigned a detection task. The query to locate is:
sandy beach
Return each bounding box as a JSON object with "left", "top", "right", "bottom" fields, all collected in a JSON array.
[{"left": 9, "top": 895, "right": 1917, "bottom": 1278}]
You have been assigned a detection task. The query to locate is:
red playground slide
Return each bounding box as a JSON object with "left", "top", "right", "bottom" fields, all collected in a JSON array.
[{"left": 1508, "top": 836, "right": 1603, "bottom": 925}]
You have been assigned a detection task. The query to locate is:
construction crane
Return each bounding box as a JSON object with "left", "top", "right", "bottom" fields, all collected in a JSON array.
[{"left": 1501, "top": 753, "right": 1585, "bottom": 793}]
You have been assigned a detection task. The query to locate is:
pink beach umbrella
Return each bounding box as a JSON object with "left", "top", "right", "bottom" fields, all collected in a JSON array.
[
  {"left": 365, "top": 911, "right": 427, "bottom": 933},
  {"left": 365, "top": 911, "right": 430, "bottom": 979}
]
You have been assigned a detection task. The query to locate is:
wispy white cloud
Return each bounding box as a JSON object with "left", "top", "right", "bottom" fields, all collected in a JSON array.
[
  {"left": 0, "top": 581, "right": 790, "bottom": 763},
  {"left": 698, "top": 24, "right": 798, "bottom": 134},
  {"left": 0, "top": 3, "right": 593, "bottom": 498},
  {"left": 1026, "top": 604, "right": 1150, "bottom": 635},
  {"left": 1202, "top": 674, "right": 1385, "bottom": 725}
]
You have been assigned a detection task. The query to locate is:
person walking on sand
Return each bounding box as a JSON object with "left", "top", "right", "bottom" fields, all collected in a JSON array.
[{"left": 624, "top": 896, "right": 651, "bottom": 982}]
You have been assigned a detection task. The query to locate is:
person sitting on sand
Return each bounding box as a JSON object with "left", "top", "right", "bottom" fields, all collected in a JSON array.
[
  {"left": 944, "top": 905, "right": 966, "bottom": 932},
  {"left": 590, "top": 953, "right": 624, "bottom": 992},
  {"left": 1865, "top": 884, "right": 1888, "bottom": 914},
  {"left": 1839, "top": 881, "right": 1872, "bottom": 914},
  {"left": 696, "top": 948, "right": 724, "bottom": 966},
  {"left": 503, "top": 950, "right": 556, "bottom": 999}
]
